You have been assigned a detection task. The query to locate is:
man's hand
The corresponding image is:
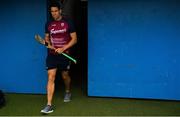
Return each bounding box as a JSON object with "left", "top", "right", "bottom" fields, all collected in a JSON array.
[{"left": 55, "top": 47, "right": 65, "bottom": 54}]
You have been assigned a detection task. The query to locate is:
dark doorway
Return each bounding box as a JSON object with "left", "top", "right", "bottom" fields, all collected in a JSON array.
[{"left": 47, "top": 0, "right": 88, "bottom": 95}]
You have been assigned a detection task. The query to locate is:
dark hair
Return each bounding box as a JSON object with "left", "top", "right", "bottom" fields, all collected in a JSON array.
[{"left": 49, "top": 0, "right": 62, "bottom": 10}]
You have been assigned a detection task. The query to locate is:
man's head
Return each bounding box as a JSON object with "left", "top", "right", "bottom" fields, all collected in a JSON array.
[{"left": 49, "top": 1, "right": 62, "bottom": 20}]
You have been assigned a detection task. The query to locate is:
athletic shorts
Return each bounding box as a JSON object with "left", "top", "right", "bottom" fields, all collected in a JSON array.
[{"left": 46, "top": 53, "right": 71, "bottom": 71}]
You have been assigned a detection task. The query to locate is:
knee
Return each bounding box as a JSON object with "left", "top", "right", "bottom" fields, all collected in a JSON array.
[
  {"left": 48, "top": 74, "right": 56, "bottom": 83},
  {"left": 62, "top": 71, "right": 70, "bottom": 80}
]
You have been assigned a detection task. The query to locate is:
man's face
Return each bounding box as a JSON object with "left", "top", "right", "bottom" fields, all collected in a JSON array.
[{"left": 50, "top": 7, "right": 61, "bottom": 20}]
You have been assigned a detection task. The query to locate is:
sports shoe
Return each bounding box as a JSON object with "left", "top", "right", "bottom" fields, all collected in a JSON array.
[
  {"left": 64, "top": 92, "right": 71, "bottom": 102},
  {"left": 40, "top": 105, "right": 54, "bottom": 114}
]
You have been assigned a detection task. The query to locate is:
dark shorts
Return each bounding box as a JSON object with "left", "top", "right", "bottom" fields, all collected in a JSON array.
[{"left": 46, "top": 53, "right": 71, "bottom": 71}]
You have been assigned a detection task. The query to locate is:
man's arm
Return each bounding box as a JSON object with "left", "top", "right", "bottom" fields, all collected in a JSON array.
[
  {"left": 44, "top": 33, "right": 51, "bottom": 46},
  {"left": 55, "top": 32, "right": 77, "bottom": 53},
  {"left": 64, "top": 32, "right": 77, "bottom": 50}
]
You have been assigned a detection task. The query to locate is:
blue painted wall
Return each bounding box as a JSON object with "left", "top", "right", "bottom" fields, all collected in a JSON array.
[
  {"left": 88, "top": 0, "right": 180, "bottom": 100},
  {"left": 0, "top": 0, "right": 47, "bottom": 94}
]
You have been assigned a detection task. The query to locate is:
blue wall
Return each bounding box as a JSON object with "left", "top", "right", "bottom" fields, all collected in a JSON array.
[
  {"left": 0, "top": 0, "right": 47, "bottom": 94},
  {"left": 88, "top": 0, "right": 180, "bottom": 100}
]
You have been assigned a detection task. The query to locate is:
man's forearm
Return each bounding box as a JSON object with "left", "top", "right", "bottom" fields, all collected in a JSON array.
[
  {"left": 63, "top": 32, "right": 77, "bottom": 50},
  {"left": 65, "top": 39, "right": 77, "bottom": 49}
]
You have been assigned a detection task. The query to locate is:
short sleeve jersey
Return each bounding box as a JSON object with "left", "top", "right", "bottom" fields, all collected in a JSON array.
[{"left": 45, "top": 17, "right": 75, "bottom": 54}]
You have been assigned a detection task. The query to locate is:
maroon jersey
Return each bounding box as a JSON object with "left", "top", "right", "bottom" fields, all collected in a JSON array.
[{"left": 45, "top": 18, "right": 75, "bottom": 54}]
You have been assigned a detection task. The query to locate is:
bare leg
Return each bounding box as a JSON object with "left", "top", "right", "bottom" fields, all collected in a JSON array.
[
  {"left": 61, "top": 71, "right": 71, "bottom": 93},
  {"left": 47, "top": 68, "right": 57, "bottom": 105}
]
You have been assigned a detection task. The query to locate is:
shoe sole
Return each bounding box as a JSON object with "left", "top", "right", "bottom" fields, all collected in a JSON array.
[
  {"left": 41, "top": 110, "right": 54, "bottom": 114},
  {"left": 64, "top": 99, "right": 71, "bottom": 102}
]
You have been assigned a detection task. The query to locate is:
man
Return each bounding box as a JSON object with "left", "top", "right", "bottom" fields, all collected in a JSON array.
[{"left": 41, "top": 1, "right": 77, "bottom": 114}]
